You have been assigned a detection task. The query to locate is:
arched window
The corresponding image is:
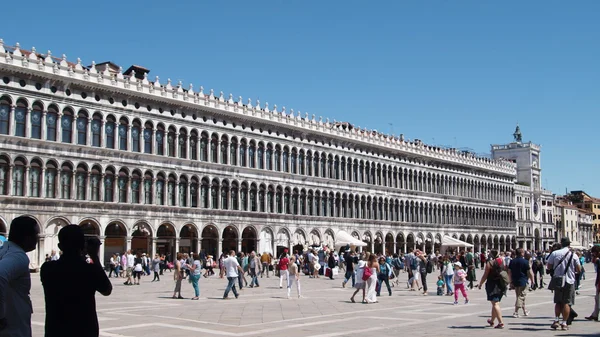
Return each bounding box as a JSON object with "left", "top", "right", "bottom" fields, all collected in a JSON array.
[
  {"left": 131, "top": 171, "right": 141, "bottom": 204},
  {"left": 200, "top": 132, "right": 208, "bottom": 161},
  {"left": 167, "top": 127, "right": 176, "bottom": 157},
  {"left": 241, "top": 182, "right": 248, "bottom": 211},
  {"left": 0, "top": 156, "right": 10, "bottom": 195},
  {"left": 75, "top": 164, "right": 87, "bottom": 200},
  {"left": 76, "top": 110, "right": 88, "bottom": 145},
  {"left": 291, "top": 189, "right": 298, "bottom": 214},
  {"left": 260, "top": 143, "right": 267, "bottom": 170},
  {"left": 220, "top": 136, "right": 228, "bottom": 164},
  {"left": 156, "top": 173, "right": 165, "bottom": 205},
  {"left": 142, "top": 172, "right": 152, "bottom": 204},
  {"left": 315, "top": 192, "right": 321, "bottom": 216},
  {"left": 221, "top": 180, "right": 229, "bottom": 210},
  {"left": 307, "top": 191, "right": 314, "bottom": 215},
  {"left": 276, "top": 186, "right": 283, "bottom": 213},
  {"left": 31, "top": 102, "right": 43, "bottom": 139},
  {"left": 179, "top": 130, "right": 187, "bottom": 159},
  {"left": 231, "top": 181, "right": 238, "bottom": 210},
  {"left": 45, "top": 161, "right": 57, "bottom": 198},
  {"left": 29, "top": 159, "right": 42, "bottom": 197},
  {"left": 61, "top": 162, "right": 73, "bottom": 199},
  {"left": 210, "top": 134, "right": 218, "bottom": 163},
  {"left": 230, "top": 138, "right": 238, "bottom": 166},
  {"left": 320, "top": 155, "right": 326, "bottom": 177},
  {"left": 0, "top": 97, "right": 11, "bottom": 135},
  {"left": 283, "top": 147, "right": 289, "bottom": 173},
  {"left": 189, "top": 130, "right": 198, "bottom": 160},
  {"left": 290, "top": 149, "right": 297, "bottom": 174},
  {"left": 90, "top": 166, "right": 101, "bottom": 201},
  {"left": 118, "top": 118, "right": 128, "bottom": 151},
  {"left": 105, "top": 115, "right": 116, "bottom": 149},
  {"left": 167, "top": 174, "right": 176, "bottom": 206},
  {"left": 118, "top": 169, "right": 129, "bottom": 203},
  {"left": 306, "top": 152, "right": 312, "bottom": 176},
  {"left": 61, "top": 108, "right": 74, "bottom": 143},
  {"left": 14, "top": 99, "right": 27, "bottom": 137},
  {"left": 200, "top": 178, "right": 209, "bottom": 208},
  {"left": 313, "top": 153, "right": 319, "bottom": 177},
  {"left": 300, "top": 190, "right": 306, "bottom": 215},
  {"left": 143, "top": 122, "right": 153, "bottom": 154},
  {"left": 299, "top": 150, "right": 305, "bottom": 175},
  {"left": 211, "top": 179, "right": 219, "bottom": 209},
  {"left": 190, "top": 177, "right": 199, "bottom": 207},
  {"left": 274, "top": 146, "right": 281, "bottom": 172},
  {"left": 104, "top": 167, "right": 114, "bottom": 202},
  {"left": 248, "top": 183, "right": 256, "bottom": 212},
  {"left": 239, "top": 139, "right": 247, "bottom": 167},
  {"left": 131, "top": 120, "right": 141, "bottom": 152},
  {"left": 12, "top": 157, "right": 25, "bottom": 196},
  {"left": 91, "top": 113, "right": 102, "bottom": 147},
  {"left": 156, "top": 124, "right": 165, "bottom": 156},
  {"left": 179, "top": 176, "right": 188, "bottom": 207},
  {"left": 248, "top": 141, "right": 256, "bottom": 168},
  {"left": 267, "top": 186, "right": 275, "bottom": 213},
  {"left": 258, "top": 185, "right": 265, "bottom": 212}
]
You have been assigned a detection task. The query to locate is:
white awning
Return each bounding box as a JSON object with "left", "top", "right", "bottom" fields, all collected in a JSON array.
[
  {"left": 570, "top": 241, "right": 585, "bottom": 250},
  {"left": 441, "top": 235, "right": 473, "bottom": 248},
  {"left": 334, "top": 231, "right": 367, "bottom": 248}
]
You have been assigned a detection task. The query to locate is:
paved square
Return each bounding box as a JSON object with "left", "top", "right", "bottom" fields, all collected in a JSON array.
[{"left": 30, "top": 266, "right": 599, "bottom": 337}]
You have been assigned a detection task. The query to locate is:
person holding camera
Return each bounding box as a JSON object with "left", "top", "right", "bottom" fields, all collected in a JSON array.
[
  {"left": 41, "top": 225, "right": 112, "bottom": 337},
  {"left": 546, "top": 237, "right": 581, "bottom": 331}
]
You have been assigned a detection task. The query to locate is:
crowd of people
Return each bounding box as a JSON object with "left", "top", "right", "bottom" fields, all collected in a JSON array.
[{"left": 0, "top": 215, "right": 599, "bottom": 336}]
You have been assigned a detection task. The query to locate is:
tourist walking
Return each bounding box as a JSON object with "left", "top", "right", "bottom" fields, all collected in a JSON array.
[
  {"left": 223, "top": 250, "right": 243, "bottom": 299},
  {"left": 442, "top": 256, "right": 454, "bottom": 295},
  {"left": 342, "top": 250, "right": 357, "bottom": 288},
  {"left": 547, "top": 237, "right": 581, "bottom": 330},
  {"left": 261, "top": 252, "right": 271, "bottom": 278},
  {"left": 287, "top": 256, "right": 301, "bottom": 299},
  {"left": 248, "top": 251, "right": 260, "bottom": 288},
  {"left": 133, "top": 253, "right": 143, "bottom": 285},
  {"left": 41, "top": 225, "right": 112, "bottom": 337},
  {"left": 507, "top": 248, "right": 534, "bottom": 318},
  {"left": 0, "top": 216, "right": 39, "bottom": 337},
  {"left": 365, "top": 254, "right": 379, "bottom": 304},
  {"left": 172, "top": 253, "right": 184, "bottom": 299},
  {"left": 188, "top": 253, "right": 202, "bottom": 300},
  {"left": 376, "top": 256, "right": 392, "bottom": 297},
  {"left": 478, "top": 249, "right": 506, "bottom": 329},
  {"left": 350, "top": 260, "right": 367, "bottom": 303},
  {"left": 585, "top": 245, "right": 600, "bottom": 321},
  {"left": 418, "top": 251, "right": 429, "bottom": 296},
  {"left": 108, "top": 254, "right": 117, "bottom": 278},
  {"left": 452, "top": 262, "right": 469, "bottom": 305},
  {"left": 278, "top": 253, "right": 290, "bottom": 289},
  {"left": 124, "top": 250, "right": 134, "bottom": 285},
  {"left": 151, "top": 254, "right": 161, "bottom": 281}
]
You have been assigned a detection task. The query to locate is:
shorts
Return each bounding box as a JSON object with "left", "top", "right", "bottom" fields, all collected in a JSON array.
[
  {"left": 411, "top": 270, "right": 420, "bottom": 281},
  {"left": 126, "top": 267, "right": 133, "bottom": 277},
  {"left": 133, "top": 270, "right": 143, "bottom": 279},
  {"left": 514, "top": 286, "right": 527, "bottom": 308},
  {"left": 554, "top": 282, "right": 575, "bottom": 305}
]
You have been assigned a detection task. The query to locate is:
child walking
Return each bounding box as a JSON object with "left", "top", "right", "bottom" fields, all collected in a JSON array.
[
  {"left": 453, "top": 262, "right": 469, "bottom": 305},
  {"left": 436, "top": 275, "right": 445, "bottom": 296}
]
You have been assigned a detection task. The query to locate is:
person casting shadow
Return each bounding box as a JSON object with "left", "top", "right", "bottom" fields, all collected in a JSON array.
[
  {"left": 0, "top": 216, "right": 40, "bottom": 337},
  {"left": 41, "top": 224, "right": 112, "bottom": 337}
]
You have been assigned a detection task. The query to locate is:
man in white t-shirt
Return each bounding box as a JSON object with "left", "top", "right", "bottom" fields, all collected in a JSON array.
[
  {"left": 223, "top": 250, "right": 243, "bottom": 299},
  {"left": 125, "top": 250, "right": 135, "bottom": 286},
  {"left": 547, "top": 237, "right": 581, "bottom": 330}
]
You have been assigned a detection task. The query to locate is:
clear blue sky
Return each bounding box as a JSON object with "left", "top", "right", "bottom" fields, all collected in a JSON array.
[{"left": 2, "top": 1, "right": 599, "bottom": 195}]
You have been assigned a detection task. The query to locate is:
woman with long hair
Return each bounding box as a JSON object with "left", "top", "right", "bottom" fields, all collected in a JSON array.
[
  {"left": 365, "top": 254, "right": 380, "bottom": 304},
  {"left": 188, "top": 253, "right": 202, "bottom": 300},
  {"left": 478, "top": 249, "right": 505, "bottom": 329}
]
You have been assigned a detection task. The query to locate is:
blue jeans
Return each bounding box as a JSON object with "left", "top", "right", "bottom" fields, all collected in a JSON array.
[
  {"left": 250, "top": 269, "right": 259, "bottom": 287},
  {"left": 444, "top": 275, "right": 454, "bottom": 294},
  {"left": 344, "top": 270, "right": 355, "bottom": 287},
  {"left": 224, "top": 276, "right": 239, "bottom": 298},
  {"left": 190, "top": 274, "right": 200, "bottom": 297}
]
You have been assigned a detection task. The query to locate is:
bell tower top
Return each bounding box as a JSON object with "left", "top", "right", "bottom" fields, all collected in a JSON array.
[{"left": 513, "top": 124, "right": 522, "bottom": 143}]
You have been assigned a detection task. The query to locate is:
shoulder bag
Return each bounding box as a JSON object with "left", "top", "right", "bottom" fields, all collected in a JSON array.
[{"left": 548, "top": 251, "right": 573, "bottom": 291}]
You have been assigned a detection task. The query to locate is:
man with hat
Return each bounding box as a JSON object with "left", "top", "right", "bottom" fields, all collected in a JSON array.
[
  {"left": 546, "top": 237, "right": 581, "bottom": 330},
  {"left": 41, "top": 224, "right": 112, "bottom": 337}
]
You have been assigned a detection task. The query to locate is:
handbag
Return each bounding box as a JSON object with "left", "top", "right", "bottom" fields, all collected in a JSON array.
[
  {"left": 548, "top": 251, "right": 573, "bottom": 291},
  {"left": 362, "top": 266, "right": 372, "bottom": 281}
]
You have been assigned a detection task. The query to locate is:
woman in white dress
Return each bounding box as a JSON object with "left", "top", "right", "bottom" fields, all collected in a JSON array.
[
  {"left": 350, "top": 260, "right": 367, "bottom": 303},
  {"left": 365, "top": 254, "right": 380, "bottom": 303}
]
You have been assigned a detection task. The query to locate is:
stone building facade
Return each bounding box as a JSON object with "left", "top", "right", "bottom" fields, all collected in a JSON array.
[
  {"left": 0, "top": 40, "right": 517, "bottom": 267},
  {"left": 491, "top": 128, "right": 555, "bottom": 251}
]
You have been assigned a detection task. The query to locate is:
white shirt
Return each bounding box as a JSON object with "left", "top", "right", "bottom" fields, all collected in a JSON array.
[
  {"left": 547, "top": 247, "right": 581, "bottom": 285},
  {"left": 223, "top": 256, "right": 240, "bottom": 278},
  {"left": 0, "top": 241, "right": 33, "bottom": 337},
  {"left": 126, "top": 254, "right": 135, "bottom": 268},
  {"left": 51, "top": 253, "right": 59, "bottom": 261}
]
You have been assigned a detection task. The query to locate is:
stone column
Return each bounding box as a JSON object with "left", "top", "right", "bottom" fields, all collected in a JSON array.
[
  {"left": 151, "top": 237, "right": 158, "bottom": 258},
  {"left": 100, "top": 121, "right": 106, "bottom": 148},
  {"left": 6, "top": 165, "right": 13, "bottom": 196},
  {"left": 237, "top": 239, "right": 242, "bottom": 253},
  {"left": 24, "top": 108, "right": 32, "bottom": 138},
  {"left": 173, "top": 181, "right": 178, "bottom": 207},
  {"left": 71, "top": 170, "right": 77, "bottom": 200},
  {"left": 175, "top": 238, "right": 180, "bottom": 255},
  {"left": 217, "top": 239, "right": 223, "bottom": 259},
  {"left": 126, "top": 236, "right": 132, "bottom": 251},
  {"left": 172, "top": 133, "right": 179, "bottom": 158},
  {"left": 23, "top": 166, "right": 30, "bottom": 197},
  {"left": 196, "top": 238, "right": 201, "bottom": 256},
  {"left": 40, "top": 168, "right": 46, "bottom": 198},
  {"left": 41, "top": 111, "right": 47, "bottom": 140},
  {"left": 98, "top": 236, "right": 106, "bottom": 266},
  {"left": 86, "top": 117, "right": 92, "bottom": 146},
  {"left": 151, "top": 129, "right": 157, "bottom": 155},
  {"left": 99, "top": 174, "right": 105, "bottom": 202},
  {"left": 8, "top": 105, "right": 15, "bottom": 136},
  {"left": 56, "top": 112, "right": 63, "bottom": 143}
]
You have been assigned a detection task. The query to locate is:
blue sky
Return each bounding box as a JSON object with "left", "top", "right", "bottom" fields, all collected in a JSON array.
[{"left": 2, "top": 1, "right": 599, "bottom": 195}]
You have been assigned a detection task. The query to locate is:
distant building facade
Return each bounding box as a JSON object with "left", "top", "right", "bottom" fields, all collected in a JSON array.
[{"left": 567, "top": 190, "right": 600, "bottom": 244}]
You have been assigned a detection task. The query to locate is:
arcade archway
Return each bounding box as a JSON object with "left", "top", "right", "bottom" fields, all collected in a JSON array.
[
  {"left": 201, "top": 225, "right": 219, "bottom": 257},
  {"left": 241, "top": 226, "right": 257, "bottom": 253},
  {"left": 131, "top": 222, "right": 152, "bottom": 255},
  {"left": 222, "top": 226, "right": 238, "bottom": 253},
  {"left": 292, "top": 229, "right": 307, "bottom": 254},
  {"left": 385, "top": 233, "right": 394, "bottom": 255},
  {"left": 157, "top": 223, "right": 176, "bottom": 259},
  {"left": 275, "top": 228, "right": 290, "bottom": 256},
  {"left": 104, "top": 221, "right": 127, "bottom": 259},
  {"left": 180, "top": 224, "right": 198, "bottom": 255}
]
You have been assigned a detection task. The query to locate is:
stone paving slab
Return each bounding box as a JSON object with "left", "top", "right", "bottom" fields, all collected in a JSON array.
[{"left": 29, "top": 266, "right": 600, "bottom": 337}]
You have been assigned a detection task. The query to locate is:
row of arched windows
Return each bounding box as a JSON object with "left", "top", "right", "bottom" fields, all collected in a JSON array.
[
  {"left": 0, "top": 96, "right": 514, "bottom": 204},
  {"left": 0, "top": 156, "right": 514, "bottom": 228}
]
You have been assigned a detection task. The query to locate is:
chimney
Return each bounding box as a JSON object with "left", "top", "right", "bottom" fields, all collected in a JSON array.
[{"left": 124, "top": 65, "right": 150, "bottom": 80}]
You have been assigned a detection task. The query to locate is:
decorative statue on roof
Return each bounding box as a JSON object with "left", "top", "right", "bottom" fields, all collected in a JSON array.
[{"left": 513, "top": 124, "right": 522, "bottom": 143}]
